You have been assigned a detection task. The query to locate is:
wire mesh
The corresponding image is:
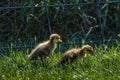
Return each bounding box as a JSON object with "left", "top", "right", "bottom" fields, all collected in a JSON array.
[{"left": 0, "top": 0, "right": 120, "bottom": 50}]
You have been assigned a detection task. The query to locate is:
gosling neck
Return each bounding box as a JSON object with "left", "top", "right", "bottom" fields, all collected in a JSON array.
[
  {"left": 48, "top": 39, "right": 57, "bottom": 52},
  {"left": 79, "top": 49, "right": 87, "bottom": 57},
  {"left": 49, "top": 39, "right": 56, "bottom": 45}
]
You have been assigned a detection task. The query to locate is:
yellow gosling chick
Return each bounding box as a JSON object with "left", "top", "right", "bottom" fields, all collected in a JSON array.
[
  {"left": 28, "top": 34, "right": 62, "bottom": 60},
  {"left": 56, "top": 45, "right": 94, "bottom": 66}
]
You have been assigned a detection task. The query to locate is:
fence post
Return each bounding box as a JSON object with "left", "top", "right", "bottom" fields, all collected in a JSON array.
[
  {"left": 97, "top": 0, "right": 105, "bottom": 43},
  {"left": 44, "top": 0, "right": 52, "bottom": 34}
]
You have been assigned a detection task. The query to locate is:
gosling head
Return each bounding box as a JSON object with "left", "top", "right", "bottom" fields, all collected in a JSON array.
[
  {"left": 81, "top": 45, "right": 94, "bottom": 56},
  {"left": 49, "top": 34, "right": 62, "bottom": 44}
]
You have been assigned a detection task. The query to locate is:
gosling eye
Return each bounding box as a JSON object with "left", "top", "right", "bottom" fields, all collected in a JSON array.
[
  {"left": 87, "top": 49, "right": 93, "bottom": 52},
  {"left": 55, "top": 37, "right": 60, "bottom": 40}
]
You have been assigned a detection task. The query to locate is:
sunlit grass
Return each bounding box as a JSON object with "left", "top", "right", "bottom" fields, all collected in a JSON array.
[{"left": 0, "top": 44, "right": 120, "bottom": 80}]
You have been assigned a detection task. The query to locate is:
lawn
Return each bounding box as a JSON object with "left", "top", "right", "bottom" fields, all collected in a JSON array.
[{"left": 0, "top": 43, "right": 120, "bottom": 80}]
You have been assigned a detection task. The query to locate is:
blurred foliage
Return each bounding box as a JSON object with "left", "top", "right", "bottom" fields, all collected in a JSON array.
[{"left": 0, "top": 0, "right": 120, "bottom": 44}]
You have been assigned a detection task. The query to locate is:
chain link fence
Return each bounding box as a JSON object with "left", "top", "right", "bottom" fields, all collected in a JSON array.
[{"left": 0, "top": 0, "right": 120, "bottom": 50}]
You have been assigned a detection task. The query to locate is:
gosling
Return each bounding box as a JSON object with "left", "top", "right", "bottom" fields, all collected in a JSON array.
[
  {"left": 28, "top": 34, "right": 62, "bottom": 60},
  {"left": 56, "top": 45, "right": 94, "bottom": 66}
]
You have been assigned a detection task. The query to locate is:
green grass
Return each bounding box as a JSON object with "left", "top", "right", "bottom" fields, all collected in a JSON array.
[{"left": 0, "top": 44, "right": 120, "bottom": 80}]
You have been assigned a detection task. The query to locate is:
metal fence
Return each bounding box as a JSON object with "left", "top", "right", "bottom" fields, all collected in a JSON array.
[{"left": 0, "top": 0, "right": 120, "bottom": 50}]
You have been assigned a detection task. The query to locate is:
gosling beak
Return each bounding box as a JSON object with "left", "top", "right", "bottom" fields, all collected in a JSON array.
[{"left": 58, "top": 39, "right": 62, "bottom": 43}]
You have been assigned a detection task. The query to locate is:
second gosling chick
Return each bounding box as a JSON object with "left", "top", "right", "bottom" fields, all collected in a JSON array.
[
  {"left": 28, "top": 34, "right": 62, "bottom": 60},
  {"left": 56, "top": 45, "right": 94, "bottom": 66}
]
